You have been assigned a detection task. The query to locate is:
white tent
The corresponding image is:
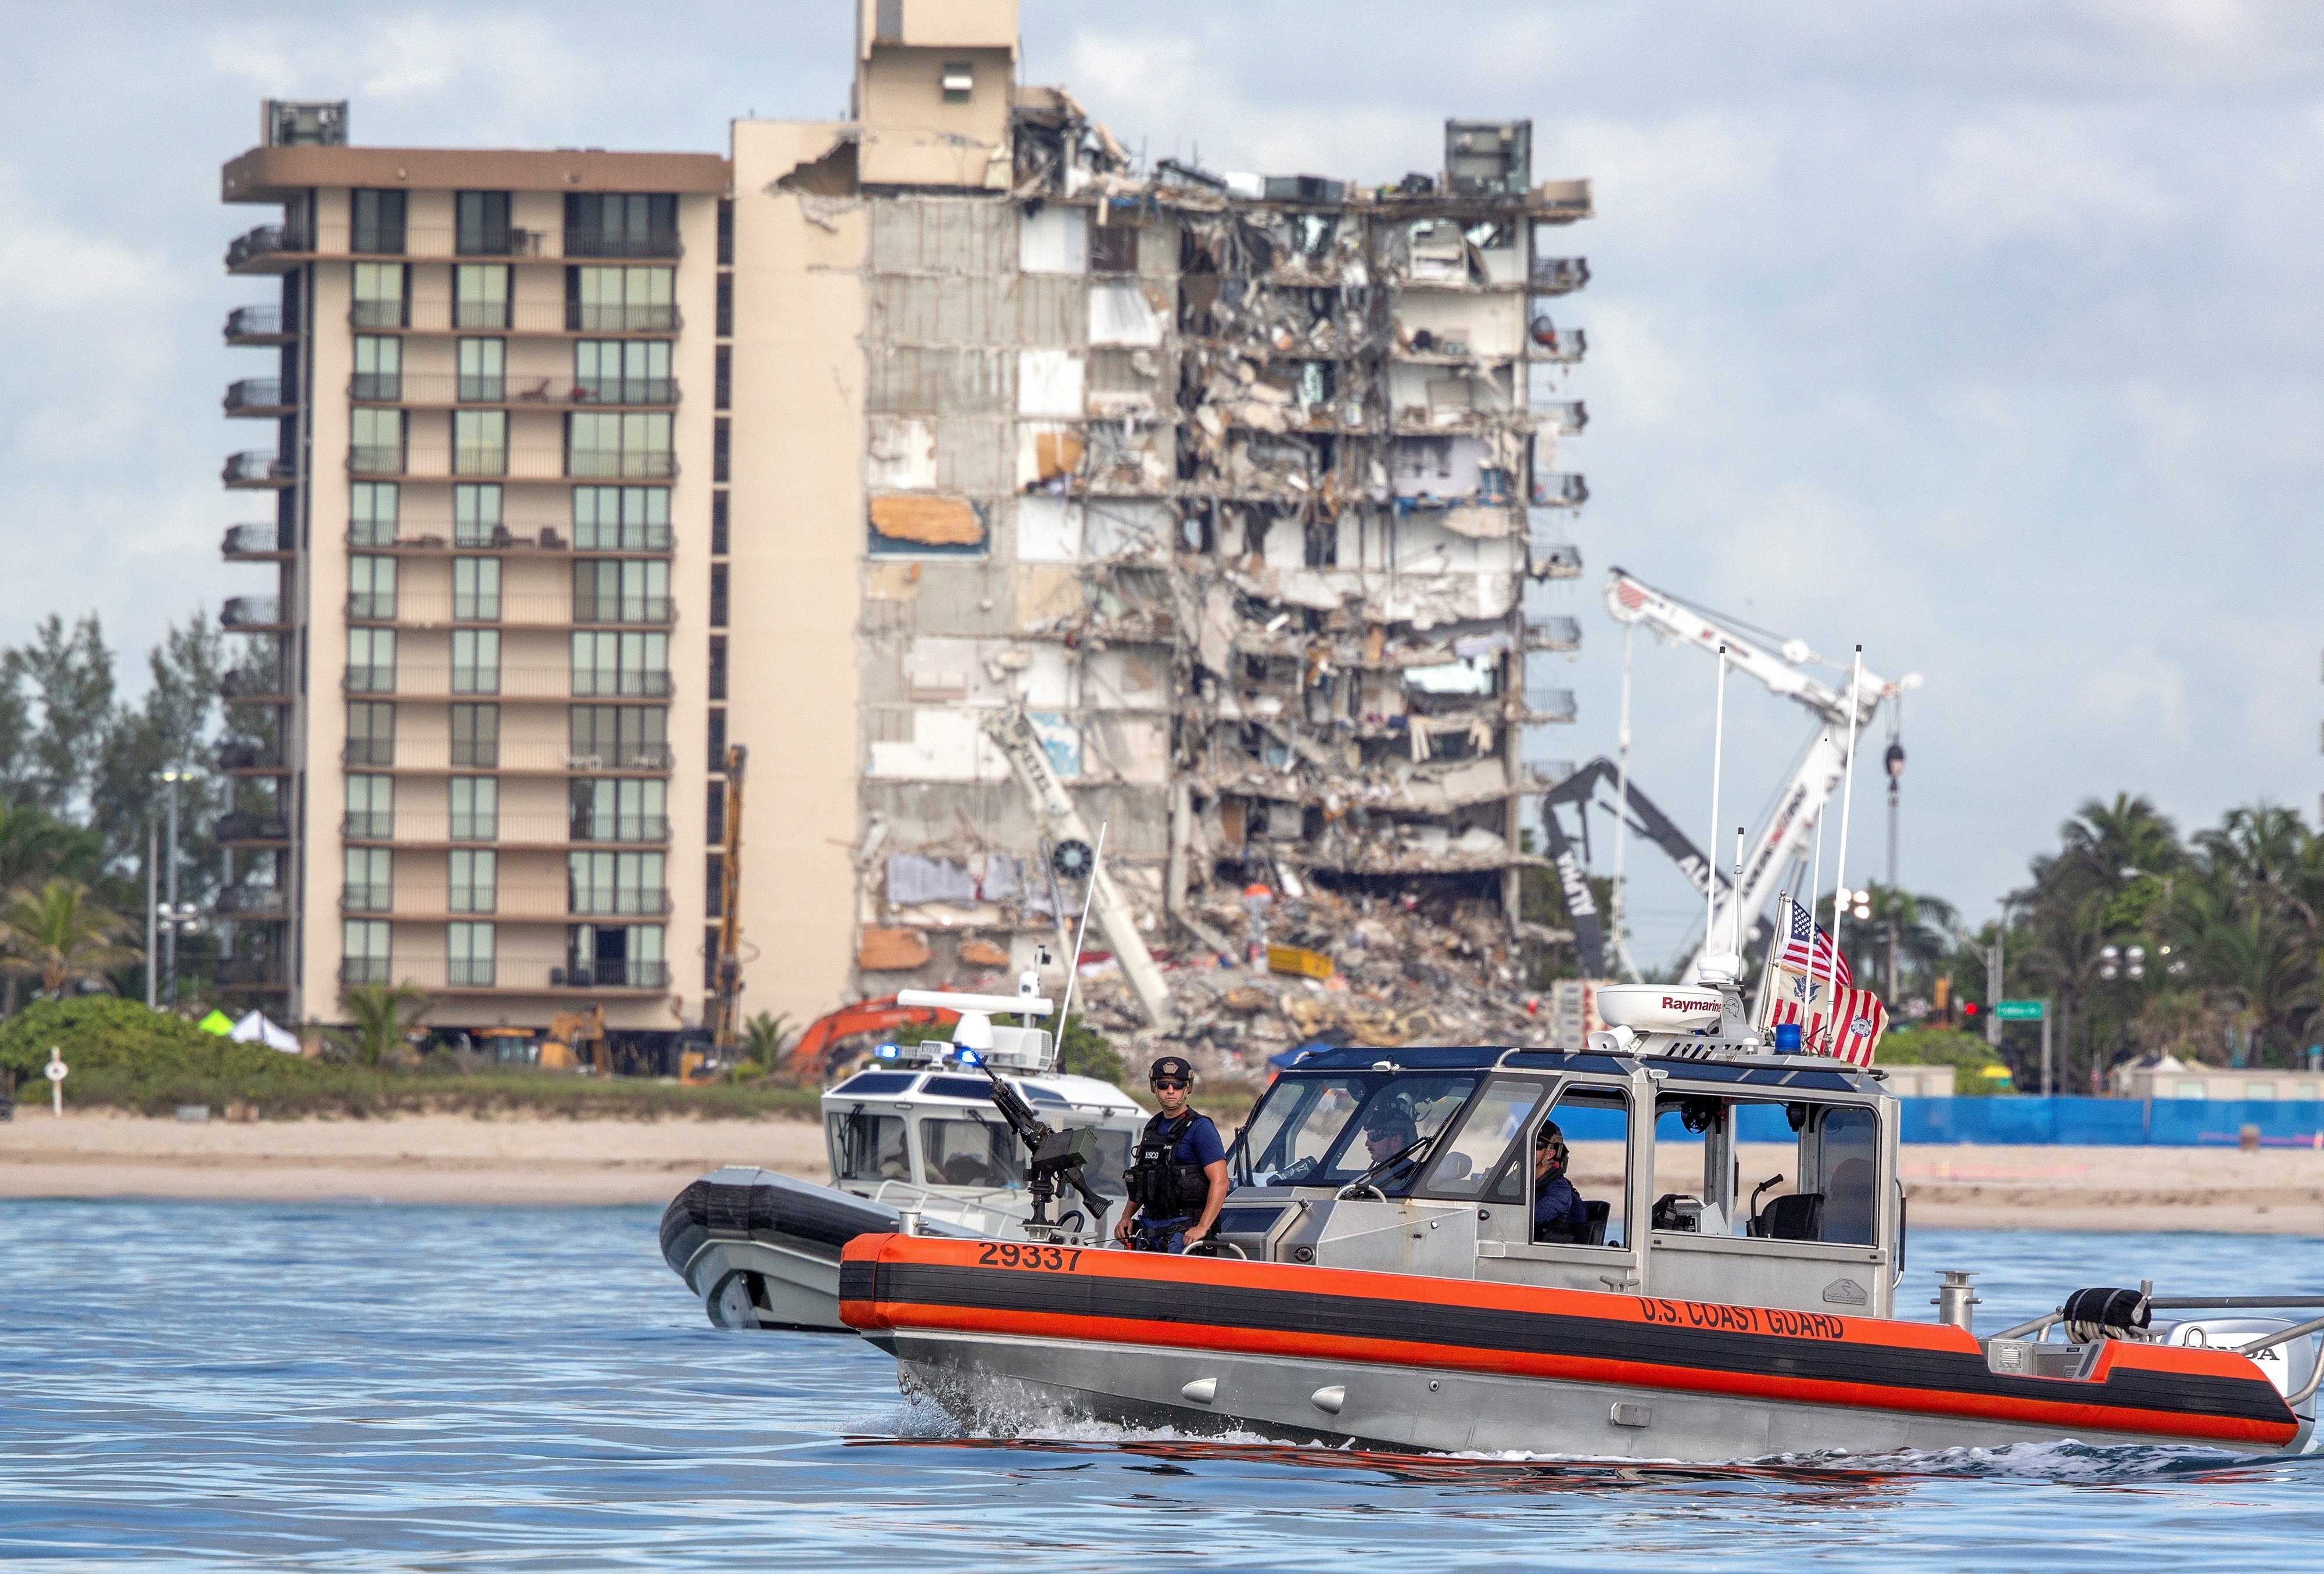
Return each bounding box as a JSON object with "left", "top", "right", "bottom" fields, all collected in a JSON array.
[{"left": 229, "top": 1010, "right": 302, "bottom": 1053}]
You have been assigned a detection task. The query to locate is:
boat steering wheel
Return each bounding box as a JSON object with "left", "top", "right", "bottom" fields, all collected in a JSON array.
[{"left": 1334, "top": 1180, "right": 1389, "bottom": 1202}]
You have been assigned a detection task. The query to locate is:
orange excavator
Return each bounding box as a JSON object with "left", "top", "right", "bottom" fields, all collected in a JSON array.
[{"left": 787, "top": 995, "right": 959, "bottom": 1084}]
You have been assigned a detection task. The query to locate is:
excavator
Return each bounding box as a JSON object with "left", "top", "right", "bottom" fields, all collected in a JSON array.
[{"left": 787, "top": 995, "right": 959, "bottom": 1084}]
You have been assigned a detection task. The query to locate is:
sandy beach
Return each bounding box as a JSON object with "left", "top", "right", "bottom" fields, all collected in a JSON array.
[{"left": 3, "top": 1110, "right": 2322, "bottom": 1231}]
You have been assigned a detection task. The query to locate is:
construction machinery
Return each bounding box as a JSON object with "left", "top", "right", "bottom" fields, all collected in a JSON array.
[
  {"left": 542, "top": 1006, "right": 604, "bottom": 1071},
  {"left": 707, "top": 744, "right": 748, "bottom": 1059},
  {"left": 1599, "top": 568, "right": 1918, "bottom": 982},
  {"left": 1537, "top": 759, "right": 1724, "bottom": 980},
  {"left": 788, "top": 994, "right": 960, "bottom": 1084}
]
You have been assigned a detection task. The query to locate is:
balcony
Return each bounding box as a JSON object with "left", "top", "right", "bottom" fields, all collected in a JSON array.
[
  {"left": 218, "top": 739, "right": 285, "bottom": 772},
  {"left": 553, "top": 960, "right": 671, "bottom": 991},
  {"left": 1535, "top": 401, "right": 1587, "bottom": 436},
  {"left": 351, "top": 301, "right": 683, "bottom": 336},
  {"left": 220, "top": 596, "right": 287, "bottom": 631},
  {"left": 223, "top": 451, "right": 295, "bottom": 489},
  {"left": 342, "top": 738, "right": 396, "bottom": 766},
  {"left": 1524, "top": 616, "right": 1581, "bottom": 652},
  {"left": 572, "top": 595, "right": 676, "bottom": 625},
  {"left": 327, "top": 958, "right": 670, "bottom": 993},
  {"left": 1531, "top": 472, "right": 1588, "bottom": 509},
  {"left": 215, "top": 812, "right": 290, "bottom": 844},
  {"left": 349, "top": 446, "right": 677, "bottom": 482},
  {"left": 349, "top": 446, "right": 406, "bottom": 476},
  {"left": 339, "top": 957, "right": 394, "bottom": 985},
  {"left": 567, "top": 449, "right": 677, "bottom": 480},
  {"left": 344, "top": 665, "right": 675, "bottom": 701},
  {"left": 340, "top": 884, "right": 394, "bottom": 914},
  {"left": 225, "top": 223, "right": 313, "bottom": 271},
  {"left": 1523, "top": 687, "right": 1579, "bottom": 723},
  {"left": 345, "top": 593, "right": 397, "bottom": 622},
  {"left": 570, "top": 815, "right": 671, "bottom": 844},
  {"left": 569, "top": 888, "right": 672, "bottom": 917},
  {"left": 347, "top": 372, "right": 681, "bottom": 409},
  {"left": 223, "top": 522, "right": 293, "bottom": 558},
  {"left": 1529, "top": 540, "right": 1581, "bottom": 580},
  {"left": 342, "top": 812, "right": 396, "bottom": 840},
  {"left": 1530, "top": 257, "right": 1590, "bottom": 295},
  {"left": 216, "top": 887, "right": 290, "bottom": 917},
  {"left": 224, "top": 378, "right": 293, "bottom": 417},
  {"left": 1529, "top": 323, "right": 1586, "bottom": 363},
  {"left": 224, "top": 305, "right": 295, "bottom": 345},
  {"left": 343, "top": 664, "right": 398, "bottom": 694},
  {"left": 220, "top": 666, "right": 289, "bottom": 702},
  {"left": 216, "top": 958, "right": 289, "bottom": 988}
]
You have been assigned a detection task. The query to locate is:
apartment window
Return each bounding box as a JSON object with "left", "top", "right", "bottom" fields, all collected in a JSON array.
[
  {"left": 450, "top": 775, "right": 499, "bottom": 841},
  {"left": 706, "top": 707, "right": 725, "bottom": 773},
  {"left": 343, "top": 846, "right": 393, "bottom": 913},
  {"left": 345, "top": 774, "right": 394, "bottom": 838},
  {"left": 572, "top": 485, "right": 669, "bottom": 551},
  {"left": 571, "top": 630, "right": 669, "bottom": 697},
  {"left": 574, "top": 339, "right": 671, "bottom": 403},
  {"left": 705, "top": 781, "right": 725, "bottom": 844},
  {"left": 713, "top": 417, "right": 730, "bottom": 483},
  {"left": 352, "top": 335, "right": 402, "bottom": 400},
  {"left": 708, "top": 635, "right": 726, "bottom": 701},
  {"left": 711, "top": 490, "right": 729, "bottom": 555},
  {"left": 564, "top": 193, "right": 677, "bottom": 258},
  {"left": 458, "top": 338, "right": 507, "bottom": 402},
  {"left": 453, "top": 483, "right": 502, "bottom": 547},
  {"left": 709, "top": 563, "right": 728, "bottom": 627},
  {"left": 706, "top": 855, "right": 725, "bottom": 920},
  {"left": 571, "top": 777, "right": 666, "bottom": 841},
  {"left": 453, "top": 557, "right": 501, "bottom": 621},
  {"left": 715, "top": 345, "right": 730, "bottom": 410},
  {"left": 457, "top": 191, "right": 512, "bottom": 256},
  {"left": 569, "top": 266, "right": 675, "bottom": 332},
  {"left": 941, "top": 62, "right": 973, "bottom": 105},
  {"left": 342, "top": 918, "right": 392, "bottom": 984},
  {"left": 350, "top": 408, "right": 404, "bottom": 474},
  {"left": 569, "top": 411, "right": 672, "bottom": 478},
  {"left": 451, "top": 629, "right": 501, "bottom": 694},
  {"left": 715, "top": 272, "right": 733, "bottom": 337},
  {"left": 569, "top": 849, "right": 666, "bottom": 915},
  {"left": 350, "top": 481, "right": 400, "bottom": 547},
  {"left": 447, "top": 920, "right": 497, "bottom": 986},
  {"left": 449, "top": 703, "right": 499, "bottom": 768},
  {"left": 350, "top": 189, "right": 407, "bottom": 254},
  {"left": 565, "top": 923, "right": 664, "bottom": 989},
  {"left": 1089, "top": 223, "right": 1138, "bottom": 275},
  {"left": 569, "top": 705, "right": 668, "bottom": 770},
  {"left": 348, "top": 555, "right": 397, "bottom": 621},
  {"left": 346, "top": 628, "right": 396, "bottom": 693},
  {"left": 716, "top": 198, "right": 733, "bottom": 266},
  {"left": 346, "top": 701, "right": 395, "bottom": 765},
  {"left": 449, "top": 849, "right": 498, "bottom": 914},
  {"left": 574, "top": 558, "right": 669, "bottom": 623},
  {"left": 352, "top": 262, "right": 407, "bottom": 328},
  {"left": 453, "top": 410, "right": 507, "bottom": 475},
  {"left": 455, "top": 263, "right": 511, "bottom": 330}
]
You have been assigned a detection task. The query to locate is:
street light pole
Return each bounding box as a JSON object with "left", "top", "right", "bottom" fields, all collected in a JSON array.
[
  {"left": 160, "top": 771, "right": 183, "bottom": 1008},
  {"left": 145, "top": 813, "right": 159, "bottom": 1009}
]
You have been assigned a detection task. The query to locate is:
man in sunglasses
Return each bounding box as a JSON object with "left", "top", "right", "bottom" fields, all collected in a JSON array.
[
  {"left": 1116, "top": 1056, "right": 1229, "bottom": 1253},
  {"left": 1532, "top": 1120, "right": 1592, "bottom": 1244}
]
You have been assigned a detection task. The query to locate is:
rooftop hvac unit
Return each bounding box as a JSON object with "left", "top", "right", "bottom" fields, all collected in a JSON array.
[
  {"left": 264, "top": 99, "right": 348, "bottom": 148},
  {"left": 1444, "top": 118, "right": 1531, "bottom": 196}
]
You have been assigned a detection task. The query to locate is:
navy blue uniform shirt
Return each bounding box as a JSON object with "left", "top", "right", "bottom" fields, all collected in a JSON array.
[{"left": 1534, "top": 1174, "right": 1590, "bottom": 1240}]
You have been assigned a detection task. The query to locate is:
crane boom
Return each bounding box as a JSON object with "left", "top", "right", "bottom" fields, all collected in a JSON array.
[{"left": 1601, "top": 568, "right": 1916, "bottom": 981}]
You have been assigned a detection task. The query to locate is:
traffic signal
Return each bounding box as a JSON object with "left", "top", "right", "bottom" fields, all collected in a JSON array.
[{"left": 1961, "top": 1001, "right": 1982, "bottom": 1024}]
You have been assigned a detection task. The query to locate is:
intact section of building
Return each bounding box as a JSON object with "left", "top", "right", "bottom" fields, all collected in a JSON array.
[{"left": 213, "top": 0, "right": 1589, "bottom": 1060}]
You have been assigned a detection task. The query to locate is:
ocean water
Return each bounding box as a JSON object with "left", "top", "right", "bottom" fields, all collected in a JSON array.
[{"left": 1, "top": 1203, "right": 2321, "bottom": 1571}]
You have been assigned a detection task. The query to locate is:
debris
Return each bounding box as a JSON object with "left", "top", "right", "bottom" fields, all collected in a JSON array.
[{"left": 858, "top": 927, "right": 934, "bottom": 971}]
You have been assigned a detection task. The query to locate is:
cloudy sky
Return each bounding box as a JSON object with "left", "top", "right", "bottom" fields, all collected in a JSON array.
[{"left": 3, "top": 1, "right": 2317, "bottom": 963}]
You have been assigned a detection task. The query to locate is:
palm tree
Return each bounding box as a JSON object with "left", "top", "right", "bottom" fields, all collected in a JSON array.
[
  {"left": 0, "top": 799, "right": 101, "bottom": 891},
  {"left": 740, "top": 1011, "right": 794, "bottom": 1068},
  {"left": 2174, "top": 884, "right": 2317, "bottom": 1064},
  {"left": 336, "top": 980, "right": 432, "bottom": 1067},
  {"left": 0, "top": 879, "right": 141, "bottom": 999}
]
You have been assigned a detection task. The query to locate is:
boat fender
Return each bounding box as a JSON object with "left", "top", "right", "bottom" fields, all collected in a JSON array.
[{"left": 2063, "top": 1286, "right": 2153, "bottom": 1342}]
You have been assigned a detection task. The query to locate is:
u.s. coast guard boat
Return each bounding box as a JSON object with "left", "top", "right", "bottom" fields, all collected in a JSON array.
[
  {"left": 662, "top": 969, "right": 1144, "bottom": 1331},
  {"left": 836, "top": 970, "right": 2324, "bottom": 1460}
]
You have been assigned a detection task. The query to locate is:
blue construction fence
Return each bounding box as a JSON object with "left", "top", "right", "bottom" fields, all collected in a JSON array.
[{"left": 1547, "top": 1100, "right": 2324, "bottom": 1147}]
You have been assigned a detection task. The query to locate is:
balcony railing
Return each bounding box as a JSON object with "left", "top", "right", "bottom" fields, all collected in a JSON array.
[
  {"left": 224, "top": 305, "right": 293, "bottom": 343},
  {"left": 1530, "top": 540, "right": 1581, "bottom": 578},
  {"left": 571, "top": 815, "right": 671, "bottom": 843},
  {"left": 1523, "top": 687, "right": 1579, "bottom": 723},
  {"left": 363, "top": 666, "right": 673, "bottom": 701},
  {"left": 342, "top": 812, "right": 396, "bottom": 840},
  {"left": 339, "top": 957, "right": 394, "bottom": 985},
  {"left": 351, "top": 302, "right": 683, "bottom": 336},
  {"left": 223, "top": 522, "right": 292, "bottom": 556},
  {"left": 1535, "top": 400, "right": 1587, "bottom": 436},
  {"left": 1524, "top": 615, "right": 1581, "bottom": 651},
  {"left": 571, "top": 668, "right": 675, "bottom": 698},
  {"left": 1530, "top": 257, "right": 1590, "bottom": 294},
  {"left": 447, "top": 959, "right": 497, "bottom": 987},
  {"left": 566, "top": 449, "right": 677, "bottom": 479},
  {"left": 218, "top": 739, "right": 286, "bottom": 772},
  {"left": 225, "top": 224, "right": 311, "bottom": 269},
  {"left": 343, "top": 665, "right": 397, "bottom": 695},
  {"left": 342, "top": 812, "right": 644, "bottom": 844},
  {"left": 235, "top": 224, "right": 680, "bottom": 263},
  {"left": 346, "top": 593, "right": 398, "bottom": 621},
  {"left": 223, "top": 451, "right": 293, "bottom": 486},
  {"left": 216, "top": 958, "right": 288, "bottom": 987},
  {"left": 350, "top": 446, "right": 677, "bottom": 482},
  {"left": 573, "top": 525, "right": 673, "bottom": 552},
  {"left": 572, "top": 596, "right": 676, "bottom": 625},
  {"left": 567, "top": 303, "right": 682, "bottom": 334},
  {"left": 561, "top": 744, "right": 675, "bottom": 772},
  {"left": 351, "top": 300, "right": 408, "bottom": 329},
  {"left": 224, "top": 378, "right": 291, "bottom": 414},
  {"left": 1531, "top": 472, "right": 1588, "bottom": 508},
  {"left": 343, "top": 738, "right": 396, "bottom": 766},
  {"left": 350, "top": 372, "right": 403, "bottom": 401},
  {"left": 349, "top": 446, "right": 406, "bottom": 476},
  {"left": 215, "top": 812, "right": 290, "bottom": 842},
  {"left": 1529, "top": 324, "right": 1586, "bottom": 363},
  {"left": 341, "top": 884, "right": 395, "bottom": 913},
  {"left": 568, "top": 888, "right": 672, "bottom": 917},
  {"left": 220, "top": 666, "right": 287, "bottom": 701},
  {"left": 220, "top": 596, "right": 284, "bottom": 629},
  {"left": 553, "top": 960, "right": 671, "bottom": 990},
  {"left": 347, "top": 372, "right": 682, "bottom": 408},
  {"left": 216, "top": 887, "right": 290, "bottom": 917}
]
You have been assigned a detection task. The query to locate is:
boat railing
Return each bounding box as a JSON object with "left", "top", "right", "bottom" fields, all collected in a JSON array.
[{"left": 1989, "top": 1292, "right": 2324, "bottom": 1401}]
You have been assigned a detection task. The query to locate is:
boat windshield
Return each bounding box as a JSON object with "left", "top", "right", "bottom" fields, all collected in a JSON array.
[{"left": 1236, "top": 1073, "right": 1480, "bottom": 1190}]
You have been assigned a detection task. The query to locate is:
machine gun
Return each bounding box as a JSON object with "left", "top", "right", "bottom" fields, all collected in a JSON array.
[{"left": 979, "top": 1060, "right": 1113, "bottom": 1243}]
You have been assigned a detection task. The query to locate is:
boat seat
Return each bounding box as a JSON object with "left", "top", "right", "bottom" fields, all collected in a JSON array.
[
  {"left": 1583, "top": 1200, "right": 1609, "bottom": 1246},
  {"left": 1751, "top": 1192, "right": 1825, "bottom": 1242}
]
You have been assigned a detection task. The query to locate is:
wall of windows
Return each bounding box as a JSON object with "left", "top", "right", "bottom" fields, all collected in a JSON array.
[
  {"left": 350, "top": 481, "right": 399, "bottom": 546},
  {"left": 343, "top": 919, "right": 391, "bottom": 984},
  {"left": 573, "top": 558, "right": 669, "bottom": 622},
  {"left": 568, "top": 850, "right": 667, "bottom": 915},
  {"left": 453, "top": 557, "right": 501, "bottom": 621},
  {"left": 449, "top": 704, "right": 498, "bottom": 768},
  {"left": 447, "top": 921, "right": 496, "bottom": 987},
  {"left": 453, "top": 483, "right": 501, "bottom": 547},
  {"left": 348, "top": 555, "right": 396, "bottom": 620},
  {"left": 345, "top": 775, "right": 394, "bottom": 838},
  {"left": 569, "top": 266, "right": 675, "bottom": 331},
  {"left": 449, "top": 776, "right": 498, "bottom": 840},
  {"left": 574, "top": 339, "right": 672, "bottom": 403},
  {"left": 571, "top": 631, "right": 670, "bottom": 696},
  {"left": 571, "top": 777, "right": 667, "bottom": 841},
  {"left": 449, "top": 849, "right": 497, "bottom": 914},
  {"left": 569, "top": 411, "right": 672, "bottom": 478},
  {"left": 344, "top": 847, "right": 392, "bottom": 912},
  {"left": 568, "top": 705, "right": 668, "bottom": 769},
  {"left": 346, "top": 628, "right": 396, "bottom": 693},
  {"left": 346, "top": 701, "right": 395, "bottom": 765},
  {"left": 572, "top": 486, "right": 669, "bottom": 550}
]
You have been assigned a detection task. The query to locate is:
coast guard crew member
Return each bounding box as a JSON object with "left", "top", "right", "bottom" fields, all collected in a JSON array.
[{"left": 1116, "top": 1056, "right": 1228, "bottom": 1253}]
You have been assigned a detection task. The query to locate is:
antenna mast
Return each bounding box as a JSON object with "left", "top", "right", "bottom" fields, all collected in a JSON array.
[
  {"left": 1702, "top": 646, "right": 1728, "bottom": 976},
  {"left": 1819, "top": 650, "right": 1866, "bottom": 1048}
]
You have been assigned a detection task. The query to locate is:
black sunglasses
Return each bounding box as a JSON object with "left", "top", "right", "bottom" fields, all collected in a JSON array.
[{"left": 1153, "top": 1078, "right": 1190, "bottom": 1091}]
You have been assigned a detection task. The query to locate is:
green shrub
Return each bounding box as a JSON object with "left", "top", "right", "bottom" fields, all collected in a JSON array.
[{"left": 1880, "top": 1027, "right": 2011, "bottom": 1096}]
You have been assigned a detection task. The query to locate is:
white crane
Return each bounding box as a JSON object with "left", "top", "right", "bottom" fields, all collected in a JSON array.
[{"left": 1602, "top": 568, "right": 1920, "bottom": 983}]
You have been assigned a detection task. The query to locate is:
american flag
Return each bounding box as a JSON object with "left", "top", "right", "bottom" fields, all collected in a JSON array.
[
  {"left": 1774, "top": 896, "right": 1851, "bottom": 987},
  {"left": 1769, "top": 966, "right": 1889, "bottom": 1068}
]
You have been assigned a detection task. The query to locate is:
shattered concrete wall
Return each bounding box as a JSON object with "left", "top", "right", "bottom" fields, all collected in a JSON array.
[{"left": 845, "top": 92, "right": 1590, "bottom": 1030}]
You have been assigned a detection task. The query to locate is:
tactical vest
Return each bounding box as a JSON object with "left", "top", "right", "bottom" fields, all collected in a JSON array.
[{"left": 1127, "top": 1109, "right": 1213, "bottom": 1216}]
